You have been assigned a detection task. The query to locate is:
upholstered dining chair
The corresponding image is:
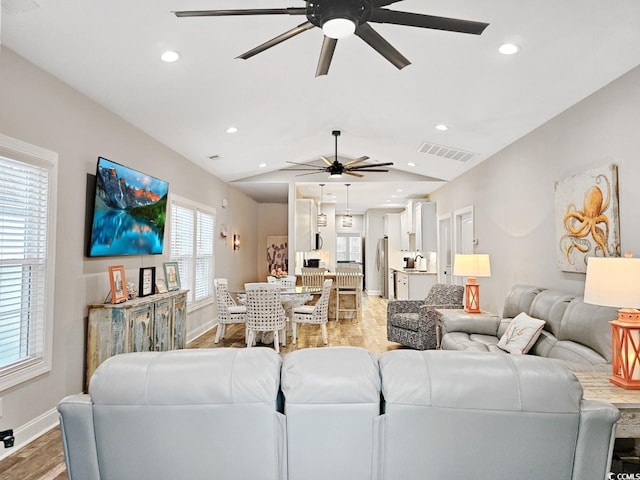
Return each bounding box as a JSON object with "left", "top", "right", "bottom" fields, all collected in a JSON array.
[
  {"left": 335, "top": 266, "right": 362, "bottom": 321},
  {"left": 301, "top": 267, "right": 326, "bottom": 288},
  {"left": 291, "top": 279, "right": 333, "bottom": 345},
  {"left": 214, "top": 278, "right": 247, "bottom": 344},
  {"left": 244, "top": 282, "right": 287, "bottom": 353}
]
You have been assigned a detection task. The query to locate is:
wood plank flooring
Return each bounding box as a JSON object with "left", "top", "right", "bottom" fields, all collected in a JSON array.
[{"left": 0, "top": 294, "right": 395, "bottom": 480}]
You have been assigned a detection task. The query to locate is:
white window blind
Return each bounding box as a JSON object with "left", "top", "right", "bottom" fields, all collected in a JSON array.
[
  {"left": 0, "top": 134, "right": 57, "bottom": 391},
  {"left": 170, "top": 196, "right": 215, "bottom": 307}
]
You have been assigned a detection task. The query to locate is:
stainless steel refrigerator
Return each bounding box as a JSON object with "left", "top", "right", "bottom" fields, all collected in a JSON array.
[{"left": 376, "top": 236, "right": 389, "bottom": 298}]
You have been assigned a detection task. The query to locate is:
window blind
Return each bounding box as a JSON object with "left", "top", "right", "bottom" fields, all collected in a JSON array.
[{"left": 0, "top": 155, "right": 49, "bottom": 372}]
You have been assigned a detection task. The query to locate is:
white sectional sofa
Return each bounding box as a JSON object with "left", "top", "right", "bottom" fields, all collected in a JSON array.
[
  {"left": 58, "top": 346, "right": 619, "bottom": 480},
  {"left": 440, "top": 284, "right": 619, "bottom": 372}
]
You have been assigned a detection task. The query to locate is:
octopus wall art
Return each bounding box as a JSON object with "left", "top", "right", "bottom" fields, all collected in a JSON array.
[{"left": 554, "top": 164, "right": 620, "bottom": 273}]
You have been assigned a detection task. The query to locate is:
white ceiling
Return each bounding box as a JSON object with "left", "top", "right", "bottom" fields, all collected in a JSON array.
[{"left": 3, "top": 0, "right": 640, "bottom": 213}]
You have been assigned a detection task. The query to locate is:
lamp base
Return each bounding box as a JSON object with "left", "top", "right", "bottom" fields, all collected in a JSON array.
[
  {"left": 610, "top": 309, "right": 640, "bottom": 390},
  {"left": 464, "top": 278, "right": 481, "bottom": 314}
]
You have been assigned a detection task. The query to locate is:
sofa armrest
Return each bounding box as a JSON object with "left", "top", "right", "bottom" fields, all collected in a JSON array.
[
  {"left": 58, "top": 394, "right": 100, "bottom": 480},
  {"left": 441, "top": 311, "right": 500, "bottom": 336},
  {"left": 572, "top": 399, "right": 620, "bottom": 480},
  {"left": 387, "top": 300, "right": 424, "bottom": 317}
]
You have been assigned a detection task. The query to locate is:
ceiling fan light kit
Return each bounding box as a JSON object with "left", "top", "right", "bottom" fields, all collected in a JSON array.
[{"left": 173, "top": 0, "right": 489, "bottom": 76}]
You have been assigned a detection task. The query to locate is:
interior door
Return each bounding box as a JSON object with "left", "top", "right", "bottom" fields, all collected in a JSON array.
[
  {"left": 437, "top": 214, "right": 452, "bottom": 284},
  {"left": 453, "top": 206, "right": 474, "bottom": 285}
]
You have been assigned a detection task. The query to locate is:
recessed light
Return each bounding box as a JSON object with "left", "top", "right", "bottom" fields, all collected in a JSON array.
[
  {"left": 435, "top": 124, "right": 448, "bottom": 131},
  {"left": 396, "top": 189, "right": 403, "bottom": 193},
  {"left": 407, "top": 162, "right": 416, "bottom": 167},
  {"left": 498, "top": 43, "right": 520, "bottom": 55},
  {"left": 259, "top": 163, "right": 267, "bottom": 168},
  {"left": 161, "top": 51, "right": 180, "bottom": 63},
  {"left": 226, "top": 127, "right": 238, "bottom": 134}
]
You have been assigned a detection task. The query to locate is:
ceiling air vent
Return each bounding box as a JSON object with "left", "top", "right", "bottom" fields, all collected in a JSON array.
[{"left": 418, "top": 142, "right": 476, "bottom": 163}]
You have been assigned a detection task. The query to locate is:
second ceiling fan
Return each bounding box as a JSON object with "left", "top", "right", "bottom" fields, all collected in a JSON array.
[
  {"left": 173, "top": 0, "right": 489, "bottom": 76},
  {"left": 284, "top": 130, "right": 393, "bottom": 178}
]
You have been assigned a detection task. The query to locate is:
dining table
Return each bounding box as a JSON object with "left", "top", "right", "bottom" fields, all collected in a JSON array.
[{"left": 233, "top": 286, "right": 322, "bottom": 345}]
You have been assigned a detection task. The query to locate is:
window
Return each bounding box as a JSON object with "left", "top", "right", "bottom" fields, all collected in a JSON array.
[
  {"left": 0, "top": 133, "right": 57, "bottom": 392},
  {"left": 170, "top": 195, "right": 215, "bottom": 309},
  {"left": 336, "top": 233, "right": 362, "bottom": 263}
]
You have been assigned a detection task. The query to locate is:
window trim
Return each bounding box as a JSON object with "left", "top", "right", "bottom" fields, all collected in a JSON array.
[
  {"left": 168, "top": 193, "right": 216, "bottom": 313},
  {"left": 0, "top": 133, "right": 57, "bottom": 392}
]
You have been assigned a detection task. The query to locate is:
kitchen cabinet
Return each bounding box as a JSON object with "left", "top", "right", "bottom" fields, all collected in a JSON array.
[
  {"left": 395, "top": 271, "right": 409, "bottom": 300},
  {"left": 295, "top": 199, "right": 318, "bottom": 251},
  {"left": 394, "top": 270, "right": 437, "bottom": 300},
  {"left": 383, "top": 213, "right": 401, "bottom": 251},
  {"left": 414, "top": 202, "right": 437, "bottom": 253}
]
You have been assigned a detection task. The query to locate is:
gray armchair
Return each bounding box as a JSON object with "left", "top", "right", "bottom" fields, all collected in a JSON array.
[{"left": 387, "top": 284, "right": 464, "bottom": 350}]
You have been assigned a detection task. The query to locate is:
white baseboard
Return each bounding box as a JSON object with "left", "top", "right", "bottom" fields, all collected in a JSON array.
[
  {"left": 0, "top": 407, "right": 59, "bottom": 462},
  {"left": 187, "top": 318, "right": 217, "bottom": 343}
]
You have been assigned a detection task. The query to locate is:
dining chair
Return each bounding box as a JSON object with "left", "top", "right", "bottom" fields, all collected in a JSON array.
[
  {"left": 214, "top": 278, "right": 247, "bottom": 343},
  {"left": 291, "top": 279, "right": 333, "bottom": 345},
  {"left": 301, "top": 267, "right": 326, "bottom": 288},
  {"left": 244, "top": 282, "right": 287, "bottom": 353},
  {"left": 335, "top": 266, "right": 362, "bottom": 321},
  {"left": 267, "top": 275, "right": 297, "bottom": 288}
]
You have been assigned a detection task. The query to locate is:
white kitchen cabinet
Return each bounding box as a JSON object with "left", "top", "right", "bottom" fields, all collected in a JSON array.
[
  {"left": 414, "top": 202, "right": 437, "bottom": 253},
  {"left": 383, "top": 213, "right": 401, "bottom": 251},
  {"left": 295, "top": 199, "right": 318, "bottom": 252},
  {"left": 395, "top": 271, "right": 409, "bottom": 300}
]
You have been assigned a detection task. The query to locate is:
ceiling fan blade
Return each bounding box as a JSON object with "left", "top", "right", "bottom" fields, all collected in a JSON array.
[
  {"left": 372, "top": 0, "right": 402, "bottom": 7},
  {"left": 345, "top": 171, "right": 365, "bottom": 178},
  {"left": 321, "top": 156, "right": 333, "bottom": 166},
  {"left": 349, "top": 162, "right": 394, "bottom": 170},
  {"left": 295, "top": 171, "right": 326, "bottom": 177},
  {"left": 369, "top": 9, "right": 489, "bottom": 35},
  {"left": 355, "top": 23, "right": 410, "bottom": 70},
  {"left": 344, "top": 156, "right": 369, "bottom": 167},
  {"left": 283, "top": 168, "right": 324, "bottom": 171},
  {"left": 316, "top": 36, "right": 338, "bottom": 77},
  {"left": 174, "top": 8, "right": 306, "bottom": 17},
  {"left": 286, "top": 160, "right": 322, "bottom": 167},
  {"left": 237, "top": 22, "right": 315, "bottom": 60},
  {"left": 348, "top": 169, "right": 389, "bottom": 173}
]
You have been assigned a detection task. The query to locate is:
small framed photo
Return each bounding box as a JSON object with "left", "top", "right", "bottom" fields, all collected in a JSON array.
[
  {"left": 163, "top": 262, "right": 181, "bottom": 291},
  {"left": 138, "top": 266, "right": 156, "bottom": 297},
  {"left": 155, "top": 279, "right": 168, "bottom": 294},
  {"left": 108, "top": 265, "right": 128, "bottom": 304}
]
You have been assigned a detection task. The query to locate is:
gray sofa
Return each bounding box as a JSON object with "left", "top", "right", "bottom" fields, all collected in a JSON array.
[
  {"left": 440, "top": 284, "right": 618, "bottom": 372},
  {"left": 58, "top": 346, "right": 619, "bottom": 480}
]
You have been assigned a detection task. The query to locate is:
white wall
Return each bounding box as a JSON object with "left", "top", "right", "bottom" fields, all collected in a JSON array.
[
  {"left": 431, "top": 64, "right": 640, "bottom": 316},
  {"left": 0, "top": 48, "right": 266, "bottom": 447}
]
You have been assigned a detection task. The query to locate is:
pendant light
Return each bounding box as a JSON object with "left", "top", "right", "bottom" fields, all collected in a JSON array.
[
  {"left": 342, "top": 183, "right": 353, "bottom": 228},
  {"left": 317, "top": 183, "right": 327, "bottom": 228}
]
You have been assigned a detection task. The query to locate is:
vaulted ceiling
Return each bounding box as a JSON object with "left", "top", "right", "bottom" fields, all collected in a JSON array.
[{"left": 3, "top": 0, "right": 640, "bottom": 212}]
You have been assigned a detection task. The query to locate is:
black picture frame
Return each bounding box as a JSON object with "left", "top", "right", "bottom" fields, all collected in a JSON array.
[{"left": 139, "top": 266, "right": 156, "bottom": 297}]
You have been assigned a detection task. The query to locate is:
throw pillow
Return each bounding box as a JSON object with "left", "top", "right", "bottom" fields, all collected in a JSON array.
[{"left": 498, "top": 312, "right": 545, "bottom": 354}]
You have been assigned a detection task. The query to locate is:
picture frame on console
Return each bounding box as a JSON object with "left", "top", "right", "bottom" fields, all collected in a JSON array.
[
  {"left": 155, "top": 279, "right": 168, "bottom": 294},
  {"left": 139, "top": 266, "right": 156, "bottom": 297},
  {"left": 163, "top": 262, "right": 181, "bottom": 291},
  {"left": 108, "top": 265, "right": 128, "bottom": 304}
]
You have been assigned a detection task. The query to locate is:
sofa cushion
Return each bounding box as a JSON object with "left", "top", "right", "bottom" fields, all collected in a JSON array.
[
  {"left": 557, "top": 298, "right": 616, "bottom": 363},
  {"left": 388, "top": 312, "right": 420, "bottom": 331},
  {"left": 498, "top": 312, "right": 546, "bottom": 354},
  {"left": 502, "top": 285, "right": 545, "bottom": 320},
  {"left": 529, "top": 290, "right": 576, "bottom": 337}
]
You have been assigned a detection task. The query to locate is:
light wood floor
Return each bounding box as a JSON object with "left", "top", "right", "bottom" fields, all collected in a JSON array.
[{"left": 0, "top": 294, "right": 396, "bottom": 480}]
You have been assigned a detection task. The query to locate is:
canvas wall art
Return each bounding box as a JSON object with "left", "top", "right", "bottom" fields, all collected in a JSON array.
[
  {"left": 554, "top": 164, "right": 620, "bottom": 273},
  {"left": 267, "top": 236, "right": 288, "bottom": 274}
]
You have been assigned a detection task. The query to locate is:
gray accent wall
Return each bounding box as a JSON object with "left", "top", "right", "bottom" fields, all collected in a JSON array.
[{"left": 430, "top": 64, "right": 640, "bottom": 316}]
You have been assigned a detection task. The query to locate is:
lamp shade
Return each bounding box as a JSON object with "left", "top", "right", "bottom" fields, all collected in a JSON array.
[
  {"left": 584, "top": 257, "right": 640, "bottom": 309},
  {"left": 453, "top": 254, "right": 491, "bottom": 278}
]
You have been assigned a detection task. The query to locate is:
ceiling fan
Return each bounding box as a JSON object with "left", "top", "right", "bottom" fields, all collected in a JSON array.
[
  {"left": 173, "top": 0, "right": 489, "bottom": 76},
  {"left": 283, "top": 130, "right": 393, "bottom": 178}
]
